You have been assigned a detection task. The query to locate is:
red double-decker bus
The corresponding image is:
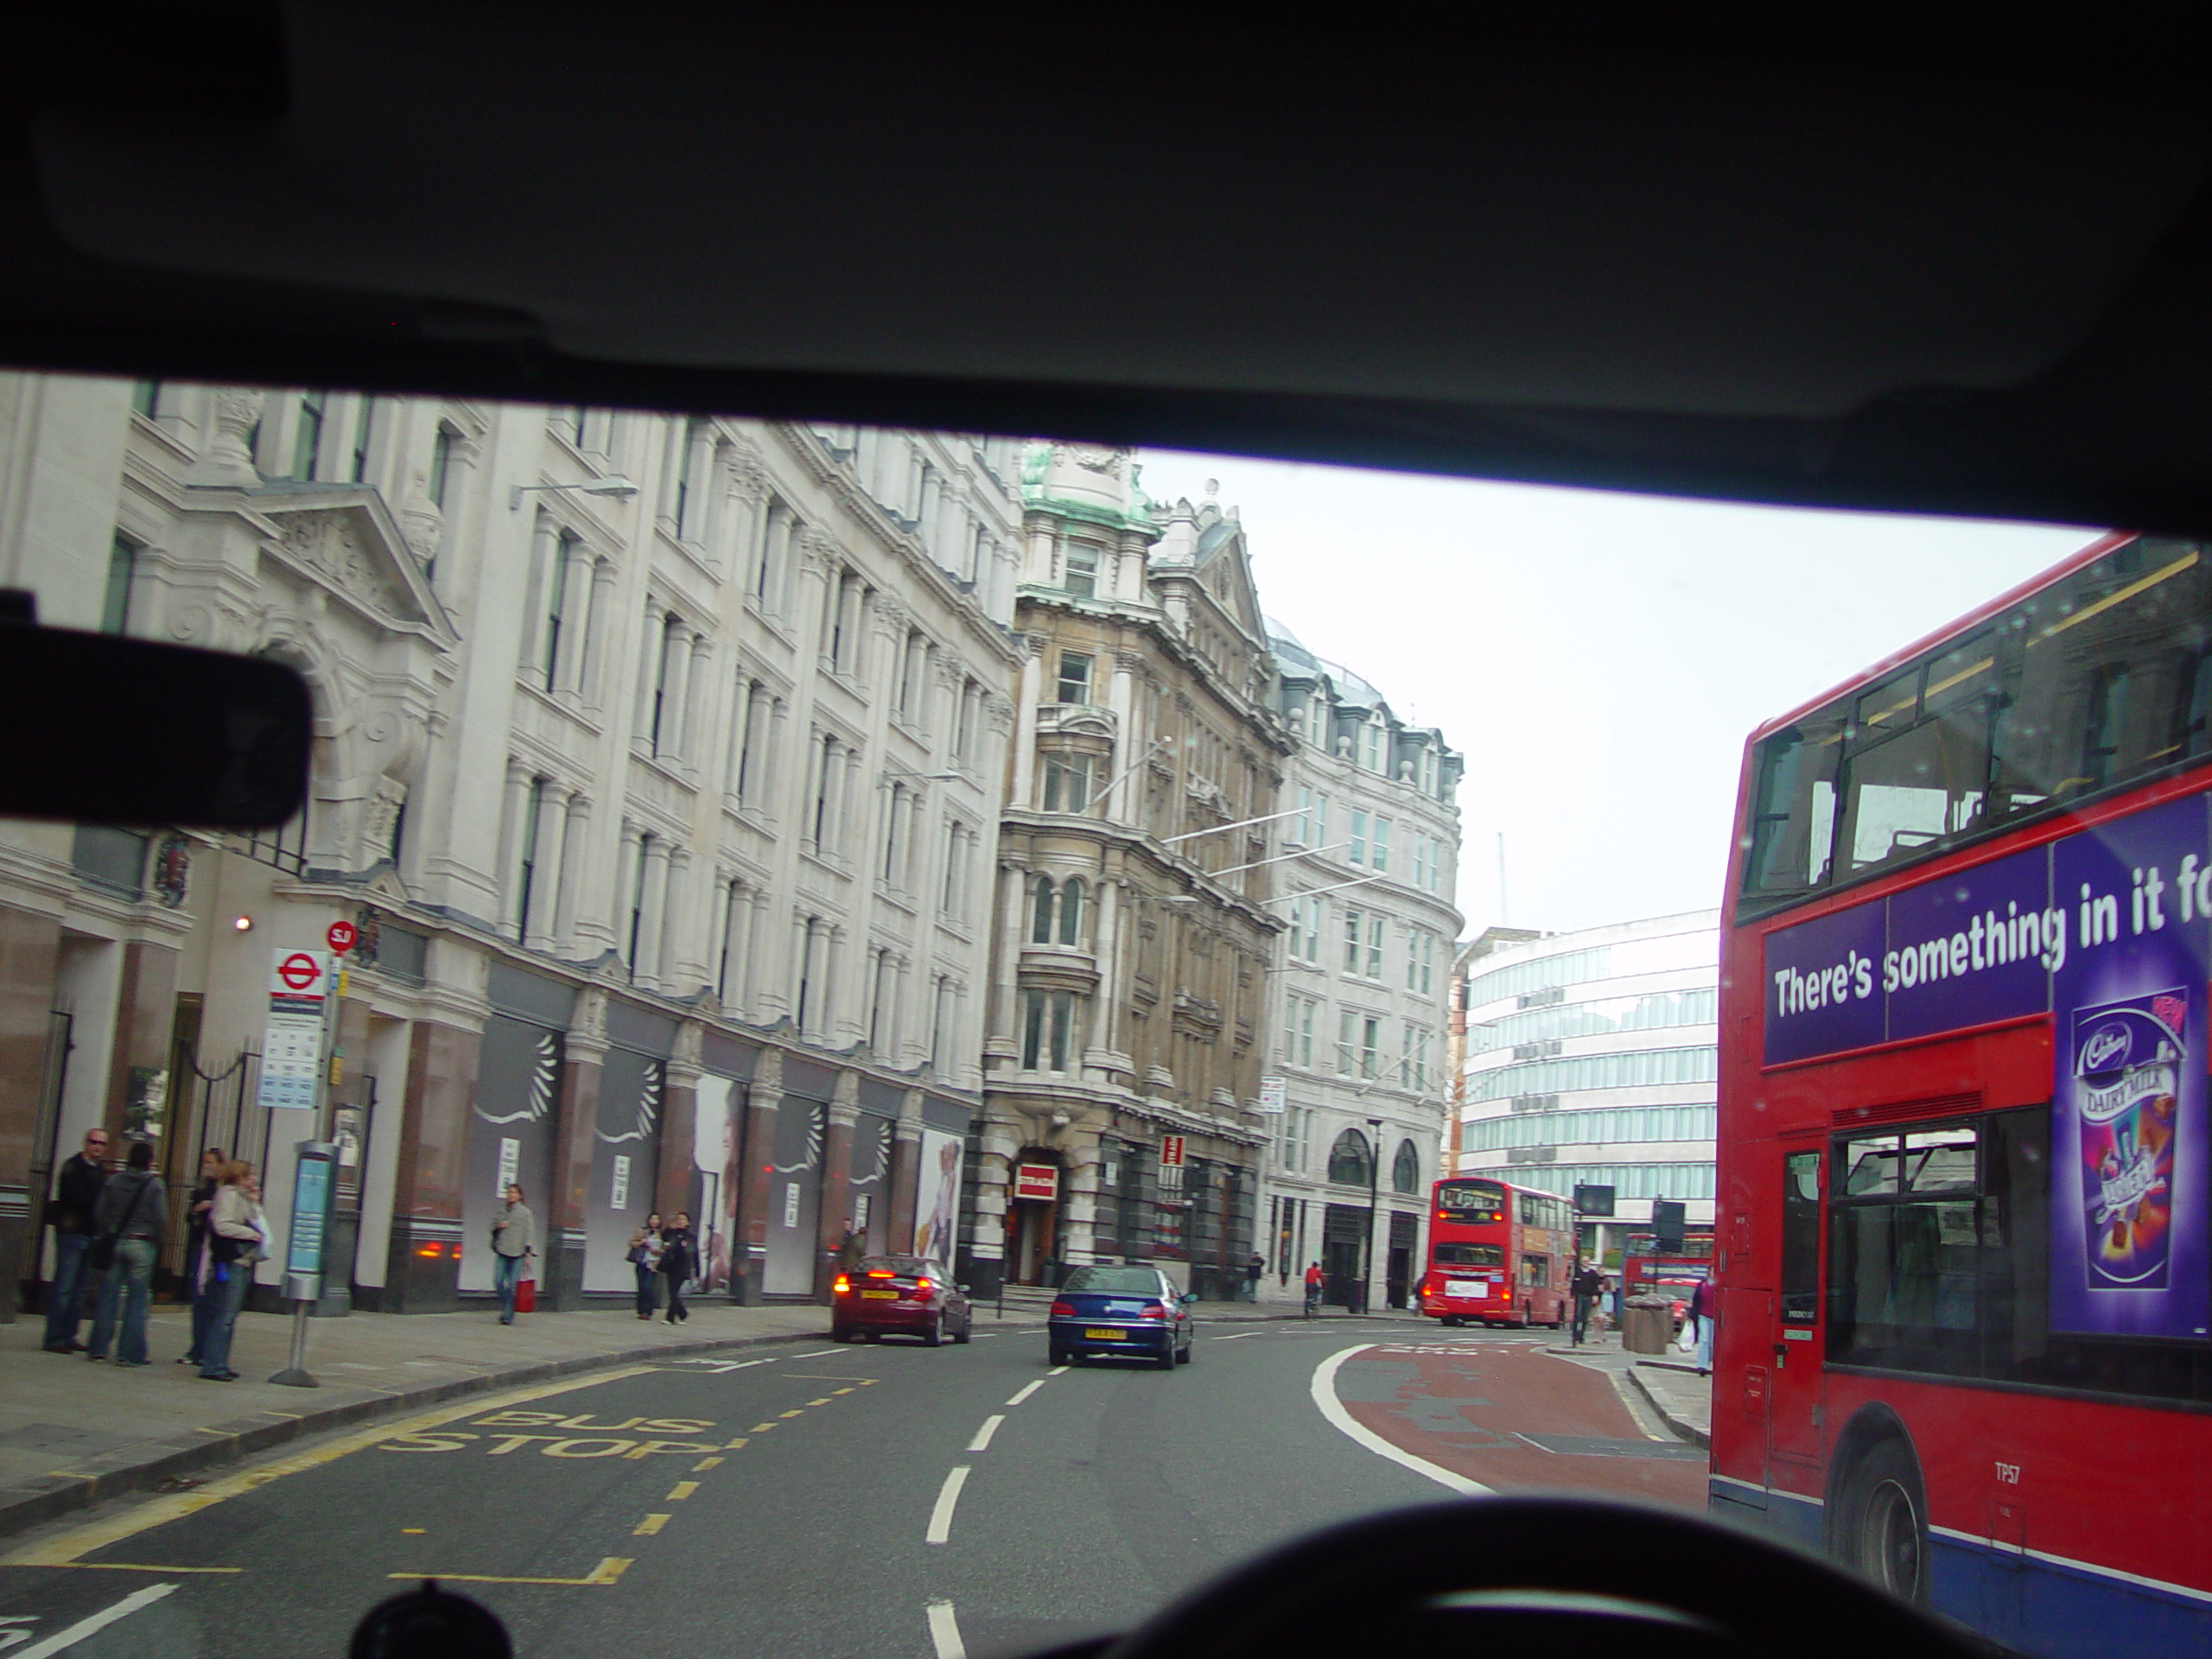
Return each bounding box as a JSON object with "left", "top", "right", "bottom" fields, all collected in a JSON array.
[
  {"left": 1714, "top": 530, "right": 2212, "bottom": 1656},
  {"left": 1417, "top": 1175, "right": 1573, "bottom": 1327}
]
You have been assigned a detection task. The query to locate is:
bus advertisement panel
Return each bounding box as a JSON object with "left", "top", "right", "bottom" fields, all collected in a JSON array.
[
  {"left": 1716, "top": 531, "right": 2212, "bottom": 1659},
  {"left": 1419, "top": 1176, "right": 1572, "bottom": 1327}
]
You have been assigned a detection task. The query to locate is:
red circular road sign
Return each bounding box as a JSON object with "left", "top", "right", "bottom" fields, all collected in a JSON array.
[
  {"left": 276, "top": 951, "right": 322, "bottom": 991},
  {"left": 327, "top": 919, "right": 359, "bottom": 955}
]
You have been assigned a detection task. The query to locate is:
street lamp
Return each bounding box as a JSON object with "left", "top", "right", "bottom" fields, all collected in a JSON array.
[
  {"left": 507, "top": 474, "right": 640, "bottom": 510},
  {"left": 1363, "top": 1114, "right": 1383, "bottom": 1317}
]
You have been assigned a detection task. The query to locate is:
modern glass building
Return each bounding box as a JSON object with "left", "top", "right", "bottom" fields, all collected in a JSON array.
[{"left": 1454, "top": 911, "right": 1719, "bottom": 1258}]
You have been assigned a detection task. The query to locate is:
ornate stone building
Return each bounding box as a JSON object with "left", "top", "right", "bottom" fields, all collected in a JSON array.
[
  {"left": 0, "top": 372, "right": 1020, "bottom": 1313},
  {"left": 970, "top": 451, "right": 1289, "bottom": 1298},
  {"left": 1258, "top": 624, "right": 1464, "bottom": 1306}
]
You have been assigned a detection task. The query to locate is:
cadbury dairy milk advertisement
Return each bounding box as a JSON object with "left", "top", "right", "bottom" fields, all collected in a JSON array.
[
  {"left": 1762, "top": 790, "right": 2212, "bottom": 1340},
  {"left": 2049, "top": 795, "right": 2209, "bottom": 1339}
]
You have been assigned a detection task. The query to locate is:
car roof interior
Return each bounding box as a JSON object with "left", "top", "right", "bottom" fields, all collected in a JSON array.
[{"left": 5, "top": 3, "right": 2209, "bottom": 530}]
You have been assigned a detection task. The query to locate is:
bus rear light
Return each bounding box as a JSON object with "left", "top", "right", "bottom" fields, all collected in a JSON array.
[{"left": 1050, "top": 1300, "right": 1076, "bottom": 1318}]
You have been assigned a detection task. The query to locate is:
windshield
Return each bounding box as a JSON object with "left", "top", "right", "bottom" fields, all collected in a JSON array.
[{"left": 0, "top": 371, "right": 2135, "bottom": 1659}]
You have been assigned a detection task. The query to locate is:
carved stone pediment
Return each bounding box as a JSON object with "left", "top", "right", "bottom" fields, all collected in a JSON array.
[{"left": 249, "top": 485, "right": 451, "bottom": 638}]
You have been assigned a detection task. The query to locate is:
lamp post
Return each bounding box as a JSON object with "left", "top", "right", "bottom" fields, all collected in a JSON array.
[{"left": 1363, "top": 1115, "right": 1383, "bottom": 1317}]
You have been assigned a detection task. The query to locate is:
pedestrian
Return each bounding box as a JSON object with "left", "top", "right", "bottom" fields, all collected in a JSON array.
[
  {"left": 180, "top": 1146, "right": 225, "bottom": 1368},
  {"left": 627, "top": 1213, "right": 664, "bottom": 1319},
  {"left": 658, "top": 1211, "right": 694, "bottom": 1324},
  {"left": 1689, "top": 1276, "right": 1715, "bottom": 1376},
  {"left": 41, "top": 1125, "right": 111, "bottom": 1352},
  {"left": 86, "top": 1139, "right": 167, "bottom": 1366},
  {"left": 199, "top": 1160, "right": 264, "bottom": 1381},
  {"left": 1244, "top": 1250, "right": 1265, "bottom": 1304},
  {"left": 836, "top": 1225, "right": 866, "bottom": 1274},
  {"left": 1570, "top": 1260, "right": 1603, "bottom": 1344},
  {"left": 1303, "top": 1259, "right": 1325, "bottom": 1316},
  {"left": 491, "top": 1182, "right": 536, "bottom": 1325}
]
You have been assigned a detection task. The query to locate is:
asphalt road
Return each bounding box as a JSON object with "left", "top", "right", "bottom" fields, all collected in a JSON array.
[{"left": 0, "top": 1317, "right": 1707, "bottom": 1659}]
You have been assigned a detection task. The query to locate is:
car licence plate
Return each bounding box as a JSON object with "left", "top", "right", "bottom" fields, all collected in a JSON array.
[
  {"left": 1084, "top": 1326, "right": 1122, "bottom": 1339},
  {"left": 861, "top": 1289, "right": 898, "bottom": 1300}
]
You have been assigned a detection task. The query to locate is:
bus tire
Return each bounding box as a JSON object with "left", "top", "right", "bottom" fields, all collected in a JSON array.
[
  {"left": 1441, "top": 1315, "right": 1462, "bottom": 1327},
  {"left": 1833, "top": 1433, "right": 1929, "bottom": 1607}
]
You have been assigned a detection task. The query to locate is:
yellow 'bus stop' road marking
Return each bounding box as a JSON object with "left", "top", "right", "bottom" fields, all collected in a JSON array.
[{"left": 3, "top": 1366, "right": 660, "bottom": 1568}]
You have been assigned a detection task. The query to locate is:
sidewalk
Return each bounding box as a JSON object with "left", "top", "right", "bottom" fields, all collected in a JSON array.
[
  {"left": 0, "top": 1294, "right": 1039, "bottom": 1545},
  {"left": 1542, "top": 1329, "right": 1712, "bottom": 1447}
]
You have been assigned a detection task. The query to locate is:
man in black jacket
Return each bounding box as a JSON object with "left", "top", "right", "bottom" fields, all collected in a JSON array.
[{"left": 43, "top": 1126, "right": 111, "bottom": 1352}]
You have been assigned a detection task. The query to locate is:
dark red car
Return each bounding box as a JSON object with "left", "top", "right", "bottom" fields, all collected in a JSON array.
[{"left": 831, "top": 1255, "right": 973, "bottom": 1346}]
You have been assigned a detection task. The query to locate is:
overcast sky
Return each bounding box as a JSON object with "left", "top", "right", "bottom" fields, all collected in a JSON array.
[{"left": 1131, "top": 449, "right": 2102, "bottom": 940}]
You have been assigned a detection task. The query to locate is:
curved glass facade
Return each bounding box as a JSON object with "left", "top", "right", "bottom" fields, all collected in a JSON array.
[
  {"left": 1465, "top": 1046, "right": 1715, "bottom": 1103},
  {"left": 1464, "top": 1103, "right": 1714, "bottom": 1151}
]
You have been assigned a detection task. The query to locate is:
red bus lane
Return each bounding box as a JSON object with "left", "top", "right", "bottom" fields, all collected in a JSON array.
[{"left": 1333, "top": 1341, "right": 1707, "bottom": 1508}]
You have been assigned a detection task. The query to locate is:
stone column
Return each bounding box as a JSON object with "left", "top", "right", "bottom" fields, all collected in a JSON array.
[
  {"left": 582, "top": 559, "right": 617, "bottom": 713},
  {"left": 554, "top": 535, "right": 594, "bottom": 696},
  {"left": 817, "top": 1080, "right": 860, "bottom": 1300},
  {"left": 382, "top": 1018, "right": 482, "bottom": 1313},
  {"left": 680, "top": 633, "right": 713, "bottom": 773},
  {"left": 612, "top": 824, "right": 644, "bottom": 963},
  {"left": 525, "top": 515, "right": 562, "bottom": 682},
  {"left": 823, "top": 925, "right": 848, "bottom": 1046},
  {"left": 524, "top": 781, "right": 572, "bottom": 950},
  {"left": 0, "top": 903, "right": 62, "bottom": 1313},
  {"left": 552, "top": 795, "right": 591, "bottom": 952},
  {"left": 498, "top": 760, "right": 533, "bottom": 940},
  {"left": 657, "top": 1045, "right": 702, "bottom": 1221},
  {"left": 661, "top": 848, "right": 692, "bottom": 990},
  {"left": 730, "top": 1051, "right": 783, "bottom": 1304},
  {"left": 1063, "top": 1150, "right": 1099, "bottom": 1268},
  {"left": 635, "top": 837, "right": 671, "bottom": 989},
  {"left": 542, "top": 1011, "right": 605, "bottom": 1313},
  {"left": 887, "top": 1088, "right": 925, "bottom": 1257},
  {"left": 658, "top": 623, "right": 692, "bottom": 761}
]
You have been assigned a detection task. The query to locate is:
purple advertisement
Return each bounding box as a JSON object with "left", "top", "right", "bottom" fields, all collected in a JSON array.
[
  {"left": 1763, "top": 900, "right": 1886, "bottom": 1065},
  {"left": 2049, "top": 794, "right": 2211, "bottom": 1339}
]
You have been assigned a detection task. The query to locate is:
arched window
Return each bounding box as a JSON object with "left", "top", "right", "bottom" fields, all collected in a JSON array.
[
  {"left": 1326, "top": 1128, "right": 1372, "bottom": 1187},
  {"left": 1393, "top": 1140, "right": 1421, "bottom": 1194},
  {"left": 1058, "top": 877, "right": 1084, "bottom": 945},
  {"left": 1030, "top": 874, "right": 1055, "bottom": 944}
]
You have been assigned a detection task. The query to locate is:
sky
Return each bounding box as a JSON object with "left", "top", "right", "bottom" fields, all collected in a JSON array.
[{"left": 1130, "top": 449, "right": 2102, "bottom": 940}]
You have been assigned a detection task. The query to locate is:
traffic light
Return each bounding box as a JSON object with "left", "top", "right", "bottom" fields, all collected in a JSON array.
[
  {"left": 1652, "top": 1199, "right": 1686, "bottom": 1253},
  {"left": 1573, "top": 1184, "right": 1615, "bottom": 1217}
]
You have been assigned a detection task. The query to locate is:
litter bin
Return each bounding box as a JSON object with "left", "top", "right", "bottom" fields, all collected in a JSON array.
[{"left": 1622, "top": 1295, "right": 1672, "bottom": 1355}]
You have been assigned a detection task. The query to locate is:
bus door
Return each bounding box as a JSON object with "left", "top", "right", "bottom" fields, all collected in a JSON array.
[{"left": 1767, "top": 1142, "right": 1826, "bottom": 1478}]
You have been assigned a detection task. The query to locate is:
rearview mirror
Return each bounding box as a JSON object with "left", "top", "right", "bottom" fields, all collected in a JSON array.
[{"left": 0, "top": 610, "right": 311, "bottom": 828}]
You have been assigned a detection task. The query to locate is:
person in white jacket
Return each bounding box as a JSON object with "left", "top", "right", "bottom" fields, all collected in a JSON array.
[{"left": 198, "top": 1162, "right": 264, "bottom": 1381}]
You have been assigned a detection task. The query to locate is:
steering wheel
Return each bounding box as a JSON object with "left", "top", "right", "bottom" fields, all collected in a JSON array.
[{"left": 1102, "top": 1497, "right": 1980, "bottom": 1659}]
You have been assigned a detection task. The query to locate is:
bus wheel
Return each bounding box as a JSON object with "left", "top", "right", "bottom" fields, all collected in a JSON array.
[
  {"left": 1440, "top": 1315, "right": 1461, "bottom": 1327},
  {"left": 1837, "top": 1437, "right": 1929, "bottom": 1605}
]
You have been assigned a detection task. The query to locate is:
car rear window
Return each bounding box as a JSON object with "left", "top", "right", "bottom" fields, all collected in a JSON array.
[
  {"left": 1063, "top": 1268, "right": 1164, "bottom": 1294},
  {"left": 859, "top": 1256, "right": 930, "bottom": 1276}
]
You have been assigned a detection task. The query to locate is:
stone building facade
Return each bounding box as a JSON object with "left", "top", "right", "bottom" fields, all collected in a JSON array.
[
  {"left": 1257, "top": 622, "right": 1464, "bottom": 1306},
  {"left": 970, "top": 450, "right": 1288, "bottom": 1299},
  {"left": 0, "top": 372, "right": 1020, "bottom": 1314}
]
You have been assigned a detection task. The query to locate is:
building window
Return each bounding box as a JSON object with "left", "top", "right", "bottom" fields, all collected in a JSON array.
[
  {"left": 1344, "top": 911, "right": 1382, "bottom": 979},
  {"left": 129, "top": 379, "right": 161, "bottom": 419},
  {"left": 1059, "top": 877, "right": 1084, "bottom": 945},
  {"left": 1056, "top": 652, "right": 1092, "bottom": 705},
  {"left": 1288, "top": 997, "right": 1315, "bottom": 1069},
  {"left": 1041, "top": 754, "right": 1091, "bottom": 813},
  {"left": 427, "top": 426, "right": 455, "bottom": 509},
  {"left": 1407, "top": 928, "right": 1434, "bottom": 995},
  {"left": 1065, "top": 543, "right": 1099, "bottom": 598},
  {"left": 101, "top": 535, "right": 138, "bottom": 635},
  {"left": 1342, "top": 911, "right": 1363, "bottom": 975},
  {"left": 1349, "top": 810, "right": 1367, "bottom": 865},
  {"left": 1327, "top": 1128, "right": 1372, "bottom": 1187},
  {"left": 1288, "top": 895, "right": 1320, "bottom": 961},
  {"left": 291, "top": 391, "right": 327, "bottom": 480},
  {"left": 1393, "top": 1140, "right": 1421, "bottom": 1194},
  {"left": 1402, "top": 1024, "right": 1431, "bottom": 1090},
  {"left": 540, "top": 532, "right": 573, "bottom": 688},
  {"left": 1361, "top": 721, "right": 1387, "bottom": 773},
  {"left": 1359, "top": 1015, "right": 1381, "bottom": 1078},
  {"left": 1021, "top": 988, "right": 1077, "bottom": 1071},
  {"left": 517, "top": 778, "right": 545, "bottom": 932},
  {"left": 1370, "top": 817, "right": 1390, "bottom": 872},
  {"left": 1030, "top": 874, "right": 1056, "bottom": 944},
  {"left": 350, "top": 398, "right": 376, "bottom": 482}
]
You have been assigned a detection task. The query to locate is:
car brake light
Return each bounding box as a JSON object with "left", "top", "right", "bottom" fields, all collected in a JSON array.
[
  {"left": 866, "top": 1268, "right": 894, "bottom": 1278},
  {"left": 1139, "top": 1302, "right": 1168, "bottom": 1319},
  {"left": 833, "top": 1275, "right": 850, "bottom": 1294},
  {"left": 1050, "top": 1300, "right": 1076, "bottom": 1317},
  {"left": 913, "top": 1277, "right": 931, "bottom": 1292}
]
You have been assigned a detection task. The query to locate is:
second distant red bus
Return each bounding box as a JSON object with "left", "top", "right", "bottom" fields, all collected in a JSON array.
[{"left": 1417, "top": 1175, "right": 1573, "bottom": 1327}]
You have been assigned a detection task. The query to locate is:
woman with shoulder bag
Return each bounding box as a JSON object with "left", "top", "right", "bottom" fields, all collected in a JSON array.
[
  {"left": 86, "top": 1139, "right": 166, "bottom": 1366},
  {"left": 198, "top": 1161, "right": 261, "bottom": 1381},
  {"left": 491, "top": 1183, "right": 536, "bottom": 1325},
  {"left": 627, "top": 1214, "right": 664, "bottom": 1319}
]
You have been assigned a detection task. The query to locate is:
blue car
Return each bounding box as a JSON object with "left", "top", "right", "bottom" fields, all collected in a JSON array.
[{"left": 1047, "top": 1265, "right": 1196, "bottom": 1369}]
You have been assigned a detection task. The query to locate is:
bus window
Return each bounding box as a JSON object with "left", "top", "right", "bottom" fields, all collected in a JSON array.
[
  {"left": 1829, "top": 1123, "right": 1981, "bottom": 1373},
  {"left": 1903, "top": 1127, "right": 1977, "bottom": 1193},
  {"left": 1741, "top": 710, "right": 1844, "bottom": 899},
  {"left": 1780, "top": 1151, "right": 1819, "bottom": 1326},
  {"left": 1433, "top": 1243, "right": 1503, "bottom": 1268},
  {"left": 1437, "top": 1180, "right": 1504, "bottom": 1223}
]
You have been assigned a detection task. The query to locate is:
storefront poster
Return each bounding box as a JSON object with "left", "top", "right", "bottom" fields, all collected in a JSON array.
[
  {"left": 585, "top": 1050, "right": 661, "bottom": 1292},
  {"left": 912, "top": 1128, "right": 963, "bottom": 1272},
  {"left": 692, "top": 1074, "right": 741, "bottom": 1294},
  {"left": 2049, "top": 794, "right": 2211, "bottom": 1339},
  {"left": 461, "top": 1015, "right": 560, "bottom": 1292}
]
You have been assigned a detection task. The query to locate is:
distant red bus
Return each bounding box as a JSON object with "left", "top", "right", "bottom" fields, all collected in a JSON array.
[
  {"left": 1418, "top": 1175, "right": 1573, "bottom": 1327},
  {"left": 1714, "top": 530, "right": 2212, "bottom": 1657}
]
